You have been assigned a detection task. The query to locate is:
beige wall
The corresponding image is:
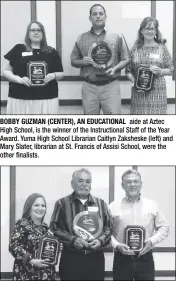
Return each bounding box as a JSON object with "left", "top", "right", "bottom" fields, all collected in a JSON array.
[
  {"left": 156, "top": 1, "right": 175, "bottom": 100},
  {"left": 1, "top": 167, "right": 14, "bottom": 272},
  {"left": 0, "top": 80, "right": 133, "bottom": 100},
  {"left": 1, "top": 0, "right": 31, "bottom": 74}
]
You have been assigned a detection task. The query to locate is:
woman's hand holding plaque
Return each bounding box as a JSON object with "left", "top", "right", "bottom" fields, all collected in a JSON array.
[
  {"left": 150, "top": 65, "right": 163, "bottom": 76},
  {"left": 29, "top": 258, "right": 50, "bottom": 269},
  {"left": 44, "top": 73, "right": 55, "bottom": 84},
  {"left": 19, "top": 77, "right": 32, "bottom": 87}
]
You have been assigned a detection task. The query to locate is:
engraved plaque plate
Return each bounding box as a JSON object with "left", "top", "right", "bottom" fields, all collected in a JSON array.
[
  {"left": 37, "top": 236, "right": 60, "bottom": 265},
  {"left": 135, "top": 65, "right": 154, "bottom": 91},
  {"left": 73, "top": 211, "right": 103, "bottom": 241},
  {"left": 88, "top": 41, "right": 114, "bottom": 77},
  {"left": 27, "top": 61, "right": 47, "bottom": 86},
  {"left": 125, "top": 225, "right": 145, "bottom": 253}
]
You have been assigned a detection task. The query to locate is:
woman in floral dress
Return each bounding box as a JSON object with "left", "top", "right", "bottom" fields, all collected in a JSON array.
[
  {"left": 126, "top": 17, "right": 174, "bottom": 114},
  {"left": 9, "top": 193, "right": 57, "bottom": 280}
]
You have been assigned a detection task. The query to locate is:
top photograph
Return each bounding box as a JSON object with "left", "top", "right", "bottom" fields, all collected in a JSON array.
[{"left": 1, "top": 0, "right": 175, "bottom": 115}]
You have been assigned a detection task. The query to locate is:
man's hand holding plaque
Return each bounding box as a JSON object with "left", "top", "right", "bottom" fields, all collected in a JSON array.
[
  {"left": 138, "top": 239, "right": 152, "bottom": 256},
  {"left": 73, "top": 237, "right": 90, "bottom": 250},
  {"left": 82, "top": 57, "right": 94, "bottom": 66},
  {"left": 105, "top": 67, "right": 117, "bottom": 77},
  {"left": 115, "top": 243, "right": 135, "bottom": 255},
  {"left": 88, "top": 239, "right": 101, "bottom": 250}
]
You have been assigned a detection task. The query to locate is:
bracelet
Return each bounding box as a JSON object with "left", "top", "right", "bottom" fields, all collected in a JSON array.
[
  {"left": 53, "top": 72, "right": 56, "bottom": 80},
  {"left": 71, "top": 236, "right": 77, "bottom": 246},
  {"left": 97, "top": 238, "right": 102, "bottom": 246},
  {"left": 160, "top": 69, "right": 164, "bottom": 76}
]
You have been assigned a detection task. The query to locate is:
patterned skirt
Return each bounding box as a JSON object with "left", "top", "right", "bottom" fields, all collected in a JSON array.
[{"left": 130, "top": 76, "right": 167, "bottom": 115}]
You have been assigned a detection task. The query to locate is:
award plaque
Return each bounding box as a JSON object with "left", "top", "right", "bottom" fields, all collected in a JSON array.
[
  {"left": 27, "top": 61, "right": 47, "bottom": 86},
  {"left": 37, "top": 236, "right": 60, "bottom": 265},
  {"left": 88, "top": 41, "right": 114, "bottom": 77},
  {"left": 135, "top": 65, "right": 154, "bottom": 91},
  {"left": 73, "top": 211, "right": 103, "bottom": 241},
  {"left": 125, "top": 225, "right": 145, "bottom": 253}
]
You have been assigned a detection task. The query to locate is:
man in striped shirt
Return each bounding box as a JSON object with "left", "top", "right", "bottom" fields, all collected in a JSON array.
[
  {"left": 109, "top": 169, "right": 169, "bottom": 280},
  {"left": 50, "top": 168, "right": 112, "bottom": 280},
  {"left": 71, "top": 4, "right": 130, "bottom": 115}
]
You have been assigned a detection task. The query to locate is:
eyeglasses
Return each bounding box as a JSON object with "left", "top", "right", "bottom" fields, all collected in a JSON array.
[
  {"left": 29, "top": 29, "right": 42, "bottom": 33},
  {"left": 144, "top": 27, "right": 156, "bottom": 31}
]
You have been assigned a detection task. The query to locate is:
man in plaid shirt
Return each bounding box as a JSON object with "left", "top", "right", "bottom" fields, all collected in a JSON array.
[{"left": 71, "top": 4, "right": 130, "bottom": 115}]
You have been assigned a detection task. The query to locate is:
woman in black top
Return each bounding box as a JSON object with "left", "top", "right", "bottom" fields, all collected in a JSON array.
[{"left": 3, "top": 20, "right": 64, "bottom": 114}]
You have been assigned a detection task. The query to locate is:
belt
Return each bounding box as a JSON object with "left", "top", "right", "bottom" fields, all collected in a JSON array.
[
  {"left": 132, "top": 254, "right": 140, "bottom": 259},
  {"left": 115, "top": 250, "right": 152, "bottom": 260},
  {"left": 85, "top": 78, "right": 117, "bottom": 86},
  {"left": 63, "top": 248, "right": 96, "bottom": 255}
]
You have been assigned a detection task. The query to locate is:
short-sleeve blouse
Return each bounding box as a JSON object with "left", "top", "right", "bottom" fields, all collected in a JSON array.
[
  {"left": 4, "top": 44, "right": 63, "bottom": 100},
  {"left": 126, "top": 43, "right": 173, "bottom": 77}
]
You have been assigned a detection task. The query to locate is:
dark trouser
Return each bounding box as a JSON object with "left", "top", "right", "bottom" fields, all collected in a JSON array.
[
  {"left": 113, "top": 251, "right": 155, "bottom": 280},
  {"left": 59, "top": 249, "right": 105, "bottom": 280}
]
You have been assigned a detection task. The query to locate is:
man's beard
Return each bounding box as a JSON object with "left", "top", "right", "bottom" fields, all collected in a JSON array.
[{"left": 94, "top": 22, "right": 105, "bottom": 29}]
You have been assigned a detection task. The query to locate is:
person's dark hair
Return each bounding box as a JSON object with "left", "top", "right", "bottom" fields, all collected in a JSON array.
[
  {"left": 122, "top": 169, "right": 141, "bottom": 182},
  {"left": 89, "top": 4, "right": 106, "bottom": 16},
  {"left": 22, "top": 193, "right": 46, "bottom": 220},
  {"left": 72, "top": 168, "right": 92, "bottom": 182},
  {"left": 25, "top": 20, "right": 52, "bottom": 53},
  {"left": 135, "top": 17, "right": 166, "bottom": 48}
]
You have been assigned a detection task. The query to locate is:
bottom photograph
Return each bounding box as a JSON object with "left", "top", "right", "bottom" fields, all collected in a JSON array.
[{"left": 1, "top": 166, "right": 175, "bottom": 281}]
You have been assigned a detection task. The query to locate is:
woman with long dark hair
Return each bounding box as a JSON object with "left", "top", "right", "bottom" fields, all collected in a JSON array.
[
  {"left": 126, "top": 17, "right": 173, "bottom": 114},
  {"left": 3, "top": 21, "right": 64, "bottom": 114},
  {"left": 9, "top": 193, "right": 57, "bottom": 280}
]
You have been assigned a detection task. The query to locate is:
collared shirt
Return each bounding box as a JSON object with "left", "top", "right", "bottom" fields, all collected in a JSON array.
[
  {"left": 50, "top": 192, "right": 112, "bottom": 249},
  {"left": 71, "top": 28, "right": 130, "bottom": 81},
  {"left": 109, "top": 196, "right": 169, "bottom": 248}
]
